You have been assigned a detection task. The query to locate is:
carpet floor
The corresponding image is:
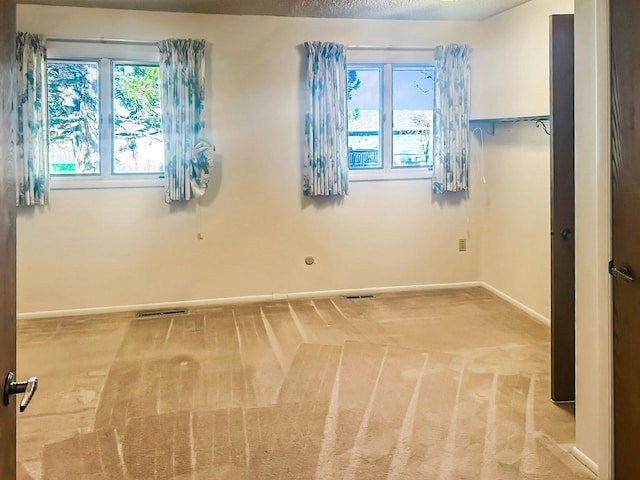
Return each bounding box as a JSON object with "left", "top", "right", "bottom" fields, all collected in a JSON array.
[{"left": 16, "top": 287, "right": 596, "bottom": 479}]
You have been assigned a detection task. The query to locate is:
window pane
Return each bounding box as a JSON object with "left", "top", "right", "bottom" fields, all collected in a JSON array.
[
  {"left": 113, "top": 64, "right": 164, "bottom": 174},
  {"left": 48, "top": 62, "right": 100, "bottom": 175},
  {"left": 347, "top": 67, "right": 381, "bottom": 169},
  {"left": 392, "top": 67, "right": 434, "bottom": 168}
]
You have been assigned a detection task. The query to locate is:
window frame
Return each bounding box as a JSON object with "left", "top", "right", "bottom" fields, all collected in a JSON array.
[
  {"left": 346, "top": 49, "right": 435, "bottom": 182},
  {"left": 46, "top": 40, "right": 165, "bottom": 190},
  {"left": 346, "top": 64, "right": 384, "bottom": 171}
]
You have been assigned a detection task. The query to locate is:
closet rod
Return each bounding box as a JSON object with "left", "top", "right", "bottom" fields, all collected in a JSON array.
[
  {"left": 46, "top": 37, "right": 159, "bottom": 46},
  {"left": 346, "top": 45, "right": 436, "bottom": 52}
]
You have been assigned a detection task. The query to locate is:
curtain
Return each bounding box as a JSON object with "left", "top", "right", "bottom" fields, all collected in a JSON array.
[
  {"left": 16, "top": 32, "right": 48, "bottom": 206},
  {"left": 304, "top": 42, "right": 349, "bottom": 196},
  {"left": 158, "top": 39, "right": 212, "bottom": 203},
  {"left": 432, "top": 44, "right": 471, "bottom": 194}
]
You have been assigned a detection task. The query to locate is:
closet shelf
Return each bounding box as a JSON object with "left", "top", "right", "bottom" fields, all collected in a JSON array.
[{"left": 469, "top": 115, "right": 550, "bottom": 136}]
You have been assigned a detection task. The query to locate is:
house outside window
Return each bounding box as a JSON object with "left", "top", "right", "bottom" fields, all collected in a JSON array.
[
  {"left": 346, "top": 49, "right": 435, "bottom": 181},
  {"left": 46, "top": 40, "right": 164, "bottom": 189}
]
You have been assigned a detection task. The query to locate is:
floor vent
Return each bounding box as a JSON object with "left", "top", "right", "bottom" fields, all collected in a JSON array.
[
  {"left": 136, "top": 308, "right": 188, "bottom": 318},
  {"left": 344, "top": 295, "right": 376, "bottom": 300}
]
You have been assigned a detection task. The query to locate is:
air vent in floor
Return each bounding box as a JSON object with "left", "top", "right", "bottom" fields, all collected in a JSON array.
[
  {"left": 344, "top": 295, "right": 376, "bottom": 300},
  {"left": 136, "top": 308, "right": 188, "bottom": 318}
]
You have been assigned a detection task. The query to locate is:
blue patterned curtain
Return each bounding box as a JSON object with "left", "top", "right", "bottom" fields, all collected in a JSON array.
[
  {"left": 16, "top": 32, "right": 48, "bottom": 206},
  {"left": 432, "top": 44, "right": 471, "bottom": 194},
  {"left": 158, "top": 39, "right": 213, "bottom": 203},
  {"left": 304, "top": 42, "right": 349, "bottom": 196}
]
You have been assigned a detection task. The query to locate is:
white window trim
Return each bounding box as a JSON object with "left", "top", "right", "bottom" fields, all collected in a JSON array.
[
  {"left": 347, "top": 48, "right": 435, "bottom": 182},
  {"left": 46, "top": 40, "right": 165, "bottom": 190},
  {"left": 349, "top": 168, "right": 432, "bottom": 182},
  {"left": 50, "top": 176, "right": 164, "bottom": 190}
]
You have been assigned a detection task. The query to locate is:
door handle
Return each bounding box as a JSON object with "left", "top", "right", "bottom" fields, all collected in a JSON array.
[
  {"left": 609, "top": 261, "right": 635, "bottom": 282},
  {"left": 3, "top": 372, "right": 38, "bottom": 412}
]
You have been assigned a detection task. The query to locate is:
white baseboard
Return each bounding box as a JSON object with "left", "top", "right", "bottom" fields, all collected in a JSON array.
[
  {"left": 572, "top": 446, "right": 599, "bottom": 476},
  {"left": 17, "top": 294, "right": 273, "bottom": 320},
  {"left": 479, "top": 282, "right": 551, "bottom": 327},
  {"left": 288, "top": 281, "right": 484, "bottom": 300},
  {"left": 17, "top": 281, "right": 484, "bottom": 320}
]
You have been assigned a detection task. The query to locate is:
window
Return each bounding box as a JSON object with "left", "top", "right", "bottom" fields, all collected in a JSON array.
[
  {"left": 46, "top": 41, "right": 164, "bottom": 188},
  {"left": 347, "top": 62, "right": 434, "bottom": 181}
]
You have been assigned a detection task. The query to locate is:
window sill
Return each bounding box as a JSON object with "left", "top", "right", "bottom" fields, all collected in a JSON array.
[
  {"left": 50, "top": 176, "right": 165, "bottom": 190},
  {"left": 349, "top": 168, "right": 433, "bottom": 182}
]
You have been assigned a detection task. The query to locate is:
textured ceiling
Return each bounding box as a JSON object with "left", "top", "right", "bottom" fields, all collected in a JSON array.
[{"left": 17, "top": 0, "right": 533, "bottom": 21}]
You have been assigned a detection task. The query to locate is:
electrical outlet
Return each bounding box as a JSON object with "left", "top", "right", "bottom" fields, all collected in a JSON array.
[{"left": 458, "top": 238, "right": 467, "bottom": 252}]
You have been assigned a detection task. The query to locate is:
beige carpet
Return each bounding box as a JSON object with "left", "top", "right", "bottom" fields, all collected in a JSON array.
[{"left": 16, "top": 287, "right": 596, "bottom": 479}]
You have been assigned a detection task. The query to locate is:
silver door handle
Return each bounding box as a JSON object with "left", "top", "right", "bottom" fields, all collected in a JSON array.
[
  {"left": 609, "top": 261, "right": 635, "bottom": 282},
  {"left": 3, "top": 372, "right": 38, "bottom": 412}
]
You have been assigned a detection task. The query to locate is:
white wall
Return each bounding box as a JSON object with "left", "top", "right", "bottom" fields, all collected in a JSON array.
[
  {"left": 15, "top": 1, "right": 574, "bottom": 326},
  {"left": 473, "top": 0, "right": 574, "bottom": 120},
  {"left": 574, "top": 0, "right": 611, "bottom": 477},
  {"left": 475, "top": 0, "right": 573, "bottom": 320},
  {"left": 17, "top": 6, "right": 484, "bottom": 314},
  {"left": 475, "top": 123, "right": 552, "bottom": 318}
]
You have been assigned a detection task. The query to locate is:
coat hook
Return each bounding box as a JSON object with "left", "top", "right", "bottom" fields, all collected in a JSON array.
[{"left": 535, "top": 120, "right": 550, "bottom": 135}]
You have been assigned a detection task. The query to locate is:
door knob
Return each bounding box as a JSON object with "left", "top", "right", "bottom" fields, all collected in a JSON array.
[
  {"left": 561, "top": 227, "right": 574, "bottom": 241},
  {"left": 3, "top": 372, "right": 38, "bottom": 412},
  {"left": 609, "top": 261, "right": 635, "bottom": 282}
]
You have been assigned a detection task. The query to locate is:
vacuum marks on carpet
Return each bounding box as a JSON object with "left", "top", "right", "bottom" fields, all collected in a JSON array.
[{"left": 17, "top": 289, "right": 595, "bottom": 479}]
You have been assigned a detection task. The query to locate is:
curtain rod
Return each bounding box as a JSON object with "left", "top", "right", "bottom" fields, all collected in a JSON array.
[
  {"left": 46, "top": 37, "right": 159, "bottom": 46},
  {"left": 346, "top": 45, "right": 436, "bottom": 51}
]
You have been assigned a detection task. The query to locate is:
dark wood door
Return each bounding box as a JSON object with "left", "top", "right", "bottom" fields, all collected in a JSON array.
[
  {"left": 549, "top": 14, "right": 575, "bottom": 403},
  {"left": 611, "top": 1, "right": 640, "bottom": 478},
  {"left": 0, "top": 0, "right": 17, "bottom": 478}
]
